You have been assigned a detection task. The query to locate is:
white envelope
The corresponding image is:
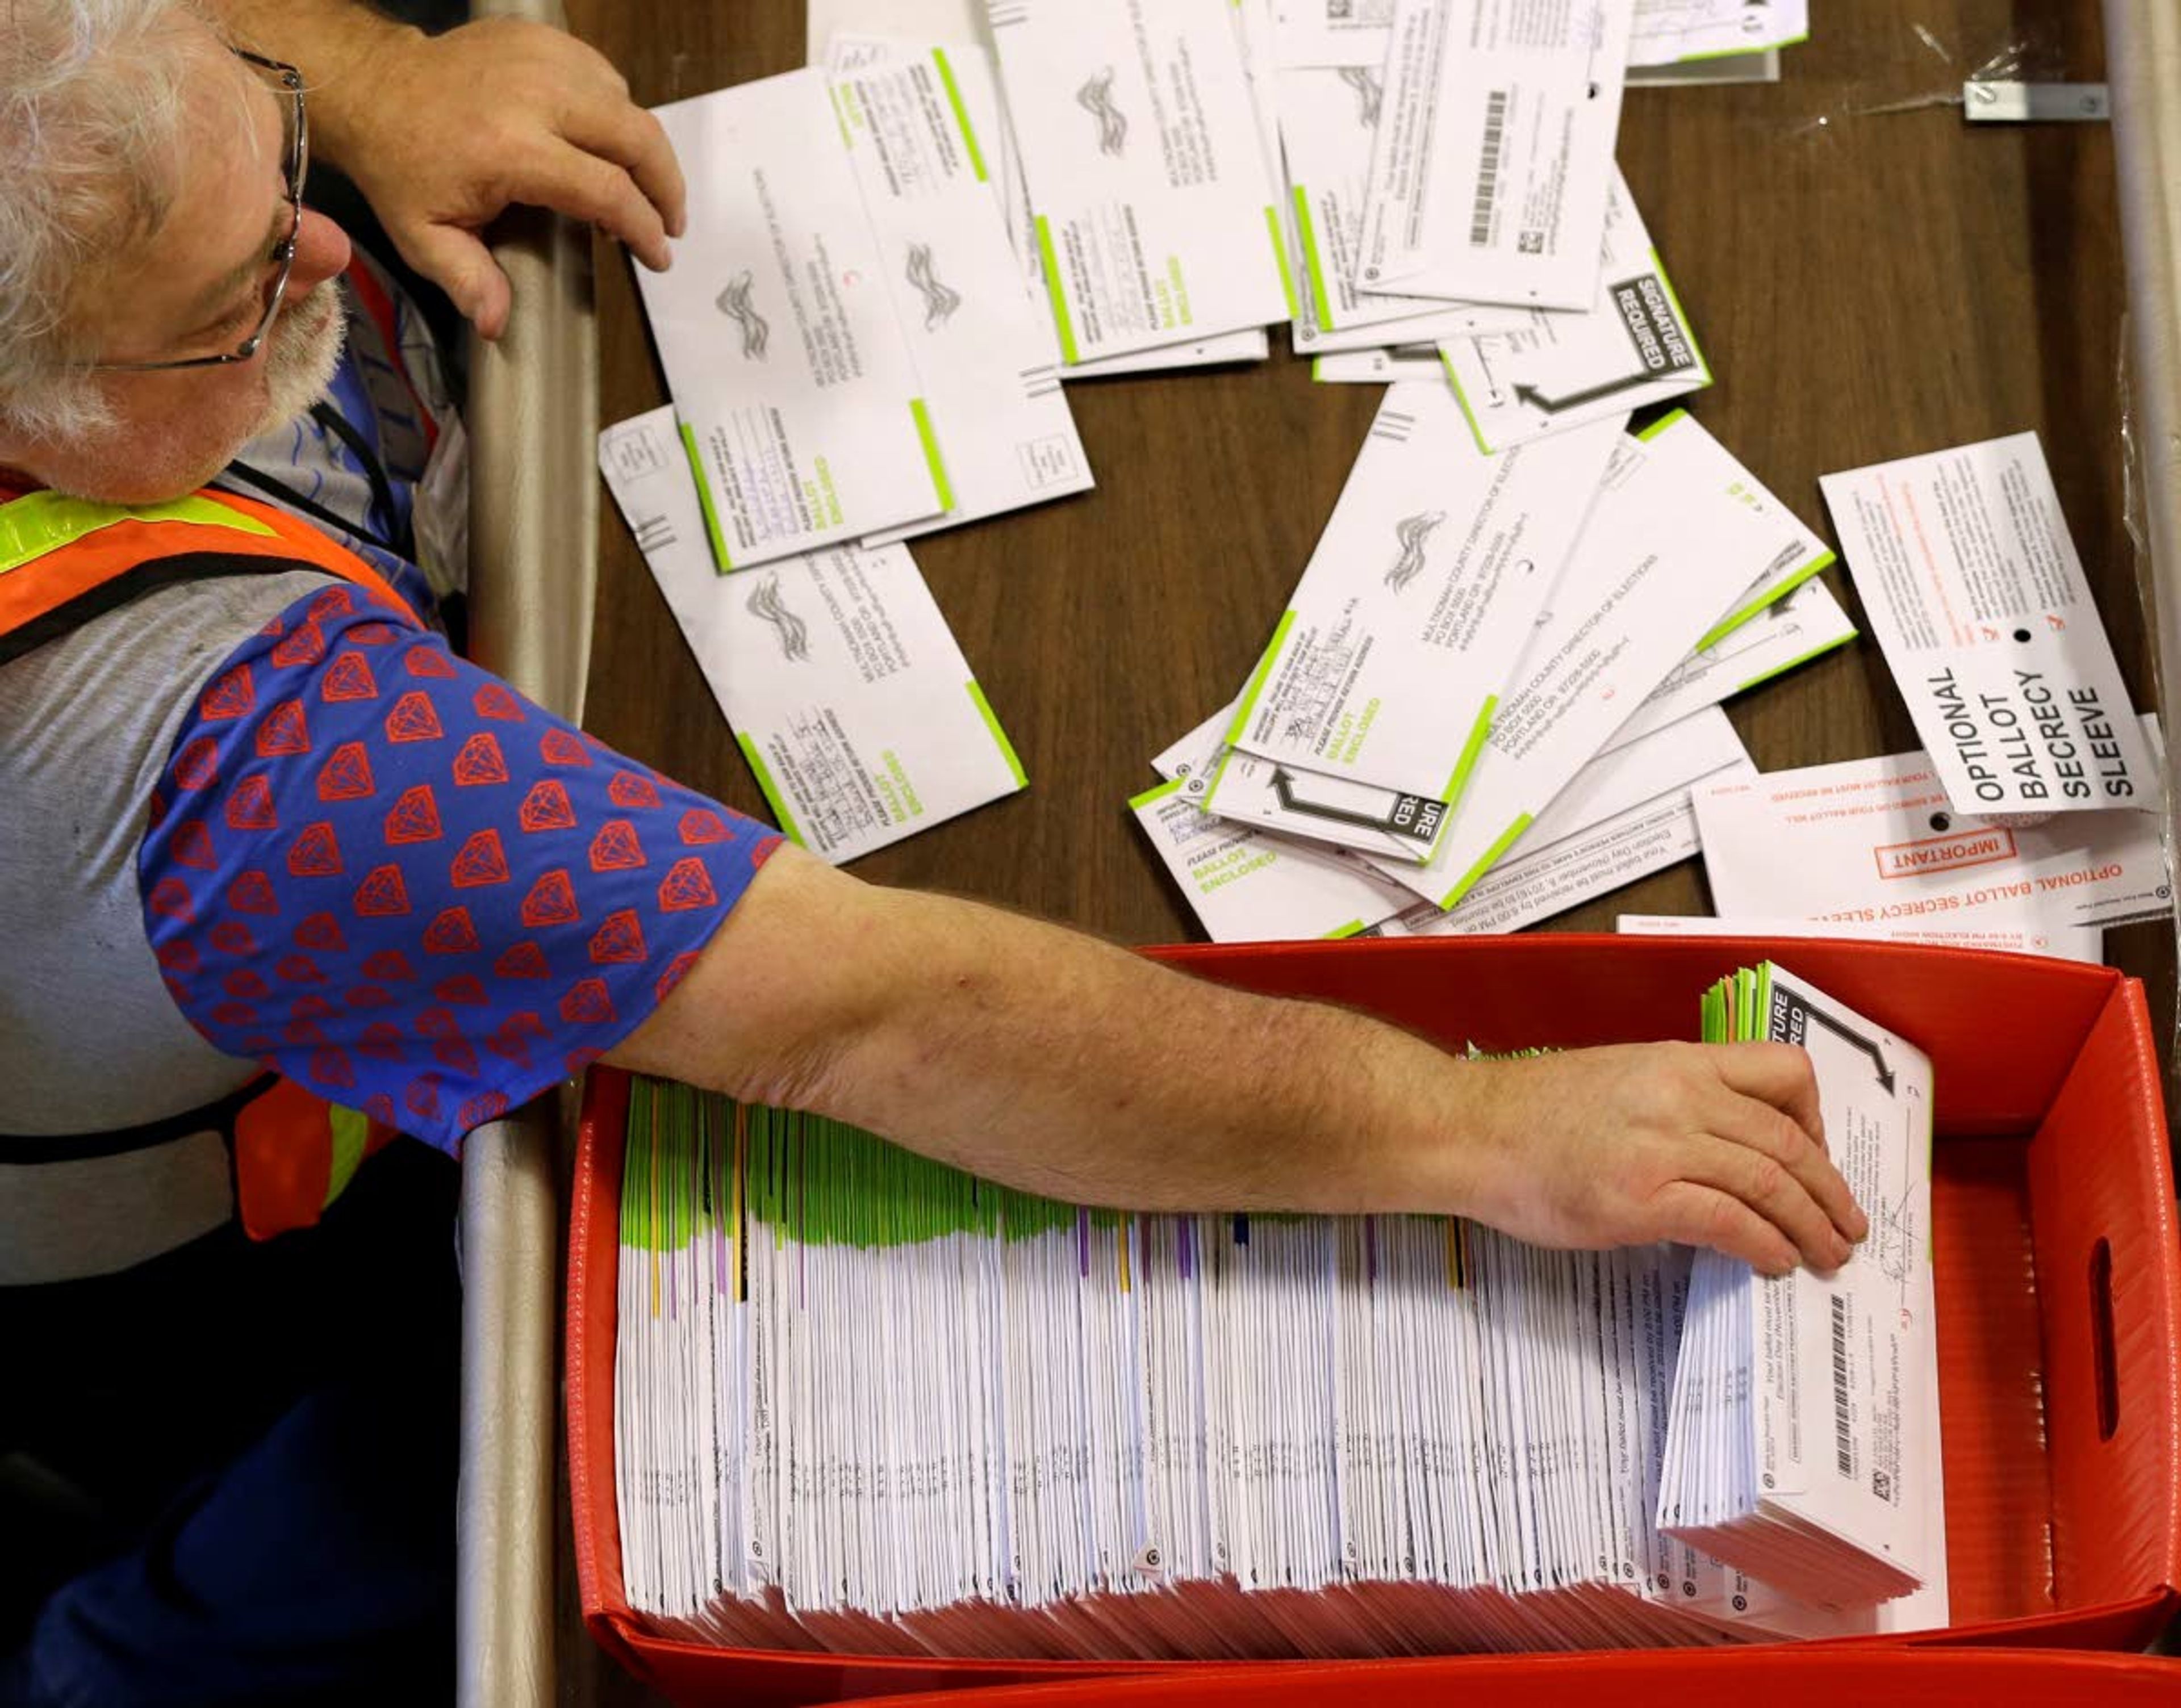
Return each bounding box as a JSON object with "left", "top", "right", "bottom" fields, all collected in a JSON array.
[
  {"left": 1392, "top": 412, "right": 1832, "bottom": 907},
  {"left": 1309, "top": 348, "right": 1448, "bottom": 384},
  {"left": 640, "top": 70, "right": 948, "bottom": 567},
  {"left": 1601, "top": 577, "right": 1856, "bottom": 756},
  {"left": 1820, "top": 432, "right": 2159, "bottom": 816},
  {"left": 1130, "top": 778, "right": 1411, "bottom": 941},
  {"left": 599, "top": 408, "right": 1026, "bottom": 864},
  {"left": 831, "top": 49, "right": 1096, "bottom": 543},
  {"left": 1616, "top": 911, "right": 2103, "bottom": 965},
  {"left": 1358, "top": 0, "right": 1636, "bottom": 310},
  {"left": 1691, "top": 728, "right": 2172, "bottom": 930},
  {"left": 1376, "top": 710, "right": 1752, "bottom": 936},
  {"left": 1272, "top": 0, "right": 1394, "bottom": 68},
  {"left": 1278, "top": 66, "right": 1539, "bottom": 350},
  {"left": 1438, "top": 174, "right": 1710, "bottom": 453},
  {"left": 987, "top": 0, "right": 1289, "bottom": 362},
  {"left": 1664, "top": 0, "right": 1807, "bottom": 62},
  {"left": 1214, "top": 389, "right": 1624, "bottom": 811}
]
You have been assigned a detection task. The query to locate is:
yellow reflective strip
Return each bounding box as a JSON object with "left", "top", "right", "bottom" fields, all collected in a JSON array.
[
  {"left": 323, "top": 1102, "right": 371, "bottom": 1209},
  {"left": 0, "top": 492, "right": 278, "bottom": 577}
]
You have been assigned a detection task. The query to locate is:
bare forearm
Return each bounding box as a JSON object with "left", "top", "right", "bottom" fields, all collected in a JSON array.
[
  {"left": 609, "top": 852, "right": 1472, "bottom": 1216},
  {"left": 784, "top": 889, "right": 1469, "bottom": 1215},
  {"left": 609, "top": 847, "right": 1865, "bottom": 1271}
]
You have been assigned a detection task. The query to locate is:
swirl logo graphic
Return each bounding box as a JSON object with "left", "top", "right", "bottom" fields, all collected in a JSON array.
[
  {"left": 1338, "top": 65, "right": 1383, "bottom": 128},
  {"left": 1384, "top": 510, "right": 1445, "bottom": 592},
  {"left": 1076, "top": 66, "right": 1128, "bottom": 156},
  {"left": 745, "top": 576, "right": 811, "bottom": 662},
  {"left": 715, "top": 270, "right": 770, "bottom": 359},
  {"left": 904, "top": 243, "right": 963, "bottom": 330}
]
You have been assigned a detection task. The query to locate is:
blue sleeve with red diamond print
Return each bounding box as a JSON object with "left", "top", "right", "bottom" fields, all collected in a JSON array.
[{"left": 137, "top": 580, "right": 783, "bottom": 1151}]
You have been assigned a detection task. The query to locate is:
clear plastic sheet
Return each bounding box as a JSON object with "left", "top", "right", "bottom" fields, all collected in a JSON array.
[{"left": 1791, "top": 26, "right": 2078, "bottom": 135}]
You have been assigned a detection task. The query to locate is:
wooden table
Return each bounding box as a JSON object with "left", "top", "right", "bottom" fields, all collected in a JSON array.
[{"left": 554, "top": 1, "right": 2173, "bottom": 1698}]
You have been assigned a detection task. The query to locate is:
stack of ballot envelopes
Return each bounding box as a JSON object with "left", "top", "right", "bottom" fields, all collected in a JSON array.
[{"left": 611, "top": 961, "right": 1944, "bottom": 1658}]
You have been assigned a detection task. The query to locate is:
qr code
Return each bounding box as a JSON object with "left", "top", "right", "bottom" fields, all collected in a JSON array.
[
  {"left": 1872, "top": 1470, "right": 1894, "bottom": 1502},
  {"left": 1518, "top": 230, "right": 1545, "bottom": 255}
]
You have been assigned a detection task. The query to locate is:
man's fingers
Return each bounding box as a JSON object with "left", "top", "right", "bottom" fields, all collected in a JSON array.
[
  {"left": 559, "top": 97, "right": 688, "bottom": 241},
  {"left": 1706, "top": 1039, "right": 1826, "bottom": 1148},
  {"left": 1648, "top": 1182, "right": 1799, "bottom": 1275},
  {"left": 1702, "top": 1084, "right": 1868, "bottom": 1244},
  {"left": 397, "top": 221, "right": 513, "bottom": 340},
  {"left": 1680, "top": 1135, "right": 1851, "bottom": 1272},
  {"left": 509, "top": 143, "right": 673, "bottom": 270}
]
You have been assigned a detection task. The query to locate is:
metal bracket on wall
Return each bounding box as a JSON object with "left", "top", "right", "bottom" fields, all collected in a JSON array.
[{"left": 1963, "top": 81, "right": 2112, "bottom": 123}]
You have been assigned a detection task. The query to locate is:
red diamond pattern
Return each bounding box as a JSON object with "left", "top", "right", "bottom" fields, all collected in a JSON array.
[
  {"left": 473, "top": 683, "right": 527, "bottom": 722},
  {"left": 226, "top": 870, "right": 279, "bottom": 914},
  {"left": 270, "top": 622, "right": 326, "bottom": 668},
  {"left": 199, "top": 663, "right": 256, "bottom": 722},
  {"left": 323, "top": 651, "right": 379, "bottom": 702},
  {"left": 449, "top": 828, "right": 511, "bottom": 888},
  {"left": 361, "top": 949, "right": 417, "bottom": 982},
  {"left": 608, "top": 771, "right": 662, "bottom": 810},
  {"left": 170, "top": 819, "right": 216, "bottom": 870},
  {"left": 587, "top": 908, "right": 647, "bottom": 965},
  {"left": 385, "top": 784, "right": 443, "bottom": 845},
  {"left": 588, "top": 819, "right": 645, "bottom": 872},
  {"left": 225, "top": 775, "right": 278, "bottom": 830},
  {"left": 209, "top": 920, "right": 259, "bottom": 956},
  {"left": 679, "top": 809, "right": 731, "bottom": 844},
  {"left": 494, "top": 941, "right": 551, "bottom": 980},
  {"left": 174, "top": 738, "right": 219, "bottom": 791},
  {"left": 539, "top": 728, "right": 591, "bottom": 768},
  {"left": 256, "top": 699, "right": 310, "bottom": 758},
  {"left": 519, "top": 869, "right": 579, "bottom": 928},
  {"left": 386, "top": 690, "right": 443, "bottom": 743},
  {"left": 287, "top": 821, "right": 343, "bottom": 877},
  {"left": 658, "top": 856, "right": 717, "bottom": 912},
  {"left": 353, "top": 864, "right": 412, "bottom": 918},
  {"left": 294, "top": 911, "right": 348, "bottom": 953},
  {"left": 317, "top": 740, "right": 375, "bottom": 802},
  {"left": 517, "top": 778, "right": 576, "bottom": 833},
  {"left": 422, "top": 906, "right": 480, "bottom": 955},
  {"left": 452, "top": 731, "right": 508, "bottom": 786},
  {"left": 405, "top": 643, "right": 458, "bottom": 679},
  {"left": 559, "top": 979, "right": 616, "bottom": 1025}
]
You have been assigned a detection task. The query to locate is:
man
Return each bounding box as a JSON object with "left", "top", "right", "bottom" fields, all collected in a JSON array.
[{"left": 0, "top": 2, "right": 1865, "bottom": 1700}]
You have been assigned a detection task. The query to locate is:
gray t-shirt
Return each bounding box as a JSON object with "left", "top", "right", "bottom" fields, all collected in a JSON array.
[{"left": 1, "top": 568, "right": 332, "bottom": 1283}]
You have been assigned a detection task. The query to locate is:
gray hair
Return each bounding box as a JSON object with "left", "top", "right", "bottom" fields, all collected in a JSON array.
[{"left": 0, "top": 0, "right": 207, "bottom": 442}]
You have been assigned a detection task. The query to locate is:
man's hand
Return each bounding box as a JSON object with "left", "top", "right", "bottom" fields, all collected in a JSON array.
[
  {"left": 319, "top": 19, "right": 686, "bottom": 338},
  {"left": 209, "top": 3, "right": 686, "bottom": 338},
  {"left": 1454, "top": 1041, "right": 1866, "bottom": 1275}
]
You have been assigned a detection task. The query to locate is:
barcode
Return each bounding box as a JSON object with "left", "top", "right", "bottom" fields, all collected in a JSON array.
[
  {"left": 1470, "top": 91, "right": 1509, "bottom": 246},
  {"left": 1829, "top": 1293, "right": 1853, "bottom": 1477}
]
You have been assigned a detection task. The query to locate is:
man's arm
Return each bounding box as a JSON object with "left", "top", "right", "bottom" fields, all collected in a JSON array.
[
  {"left": 203, "top": 1, "right": 685, "bottom": 337},
  {"left": 608, "top": 847, "right": 1868, "bottom": 1278}
]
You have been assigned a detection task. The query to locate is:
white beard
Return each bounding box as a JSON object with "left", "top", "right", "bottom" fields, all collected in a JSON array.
[{"left": 252, "top": 283, "right": 346, "bottom": 435}]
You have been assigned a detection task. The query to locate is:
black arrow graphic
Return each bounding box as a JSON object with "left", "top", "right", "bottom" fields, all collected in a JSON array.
[
  {"left": 1514, "top": 371, "right": 1662, "bottom": 414},
  {"left": 1271, "top": 767, "right": 1403, "bottom": 834},
  {"left": 1791, "top": 999, "right": 1897, "bottom": 1096}
]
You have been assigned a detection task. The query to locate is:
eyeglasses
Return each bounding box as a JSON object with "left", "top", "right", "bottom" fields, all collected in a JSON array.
[{"left": 92, "top": 49, "right": 309, "bottom": 373}]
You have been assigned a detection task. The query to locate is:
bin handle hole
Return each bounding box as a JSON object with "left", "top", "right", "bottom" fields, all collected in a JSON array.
[{"left": 2089, "top": 1237, "right": 2119, "bottom": 1442}]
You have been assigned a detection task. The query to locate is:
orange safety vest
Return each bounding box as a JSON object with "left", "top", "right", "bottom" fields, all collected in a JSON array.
[{"left": 1, "top": 480, "right": 426, "bottom": 1240}]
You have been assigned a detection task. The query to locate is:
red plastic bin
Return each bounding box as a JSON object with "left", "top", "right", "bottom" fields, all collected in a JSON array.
[
  {"left": 567, "top": 937, "right": 2181, "bottom": 1706},
  {"left": 872, "top": 1647, "right": 2181, "bottom": 1707}
]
